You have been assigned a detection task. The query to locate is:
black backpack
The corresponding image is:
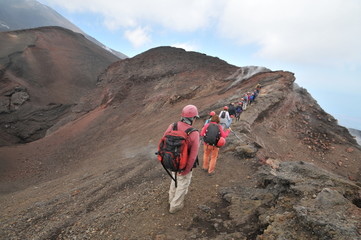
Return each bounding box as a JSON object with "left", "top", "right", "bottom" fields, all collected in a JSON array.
[
  {"left": 203, "top": 123, "right": 221, "bottom": 146},
  {"left": 220, "top": 111, "right": 226, "bottom": 118}
]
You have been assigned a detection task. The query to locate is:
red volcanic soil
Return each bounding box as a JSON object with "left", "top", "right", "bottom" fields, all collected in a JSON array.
[{"left": 0, "top": 46, "right": 360, "bottom": 239}]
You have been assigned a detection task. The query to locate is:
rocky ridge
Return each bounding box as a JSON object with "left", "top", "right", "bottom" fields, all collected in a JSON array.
[{"left": 0, "top": 43, "right": 360, "bottom": 239}]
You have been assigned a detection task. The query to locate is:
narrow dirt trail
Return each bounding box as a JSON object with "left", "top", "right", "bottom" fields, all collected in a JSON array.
[{"left": 0, "top": 102, "right": 259, "bottom": 240}]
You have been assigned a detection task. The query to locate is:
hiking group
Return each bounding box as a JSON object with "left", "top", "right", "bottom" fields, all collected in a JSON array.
[{"left": 156, "top": 84, "right": 262, "bottom": 214}]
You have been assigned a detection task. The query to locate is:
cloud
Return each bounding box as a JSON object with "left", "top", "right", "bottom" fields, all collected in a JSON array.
[
  {"left": 41, "top": 0, "right": 361, "bottom": 67},
  {"left": 124, "top": 27, "right": 151, "bottom": 48},
  {"left": 217, "top": 0, "right": 361, "bottom": 67},
  {"left": 171, "top": 42, "right": 198, "bottom": 52},
  {"left": 41, "top": 0, "right": 220, "bottom": 31}
]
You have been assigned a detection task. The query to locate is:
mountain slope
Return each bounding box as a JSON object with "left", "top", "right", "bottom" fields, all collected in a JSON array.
[
  {"left": 349, "top": 128, "right": 361, "bottom": 145},
  {"left": 0, "top": 0, "right": 127, "bottom": 58},
  {"left": 0, "top": 26, "right": 119, "bottom": 145},
  {"left": 0, "top": 46, "right": 360, "bottom": 239}
]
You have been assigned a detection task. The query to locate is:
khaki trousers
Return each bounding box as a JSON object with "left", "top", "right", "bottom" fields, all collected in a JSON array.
[
  {"left": 169, "top": 171, "right": 192, "bottom": 212},
  {"left": 202, "top": 144, "right": 219, "bottom": 174}
]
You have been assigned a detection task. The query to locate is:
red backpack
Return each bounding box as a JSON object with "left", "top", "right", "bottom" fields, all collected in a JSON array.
[{"left": 156, "top": 122, "right": 197, "bottom": 187}]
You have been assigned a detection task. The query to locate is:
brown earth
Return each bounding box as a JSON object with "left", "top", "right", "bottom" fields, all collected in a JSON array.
[
  {"left": 0, "top": 43, "right": 360, "bottom": 239},
  {"left": 0, "top": 26, "right": 119, "bottom": 145}
]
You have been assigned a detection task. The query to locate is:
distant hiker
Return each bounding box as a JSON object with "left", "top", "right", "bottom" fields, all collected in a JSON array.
[
  {"left": 242, "top": 94, "right": 248, "bottom": 111},
  {"left": 201, "top": 115, "right": 230, "bottom": 175},
  {"left": 219, "top": 106, "right": 231, "bottom": 130},
  {"left": 228, "top": 102, "right": 236, "bottom": 118},
  {"left": 235, "top": 102, "right": 243, "bottom": 121},
  {"left": 250, "top": 93, "right": 255, "bottom": 104},
  {"left": 247, "top": 92, "right": 251, "bottom": 105},
  {"left": 158, "top": 104, "right": 200, "bottom": 214},
  {"left": 204, "top": 111, "right": 216, "bottom": 126},
  {"left": 253, "top": 89, "right": 259, "bottom": 99}
]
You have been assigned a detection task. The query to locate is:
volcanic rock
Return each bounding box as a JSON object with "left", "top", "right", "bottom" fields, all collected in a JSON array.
[{"left": 0, "top": 44, "right": 360, "bottom": 240}]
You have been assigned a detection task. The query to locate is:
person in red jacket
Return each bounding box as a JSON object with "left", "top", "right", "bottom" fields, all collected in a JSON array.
[
  {"left": 200, "top": 114, "right": 230, "bottom": 175},
  {"left": 163, "top": 104, "right": 200, "bottom": 214}
]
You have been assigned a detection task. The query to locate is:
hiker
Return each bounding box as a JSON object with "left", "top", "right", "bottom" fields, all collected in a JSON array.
[
  {"left": 201, "top": 115, "right": 230, "bottom": 175},
  {"left": 219, "top": 106, "right": 231, "bottom": 130},
  {"left": 228, "top": 102, "right": 236, "bottom": 118},
  {"left": 242, "top": 94, "right": 248, "bottom": 111},
  {"left": 250, "top": 93, "right": 255, "bottom": 104},
  {"left": 253, "top": 89, "right": 259, "bottom": 99},
  {"left": 228, "top": 102, "right": 236, "bottom": 127},
  {"left": 162, "top": 104, "right": 200, "bottom": 214},
  {"left": 235, "top": 102, "right": 243, "bottom": 121},
  {"left": 204, "top": 111, "right": 216, "bottom": 126}
]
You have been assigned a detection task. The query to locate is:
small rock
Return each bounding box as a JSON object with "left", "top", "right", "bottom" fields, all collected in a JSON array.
[
  {"left": 155, "top": 234, "right": 167, "bottom": 240},
  {"left": 346, "top": 147, "right": 354, "bottom": 153},
  {"left": 213, "top": 222, "right": 221, "bottom": 231},
  {"left": 265, "top": 158, "right": 280, "bottom": 169},
  {"left": 198, "top": 205, "right": 211, "bottom": 213}
]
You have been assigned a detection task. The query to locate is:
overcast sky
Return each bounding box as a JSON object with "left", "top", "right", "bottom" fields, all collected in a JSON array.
[{"left": 38, "top": 0, "right": 361, "bottom": 129}]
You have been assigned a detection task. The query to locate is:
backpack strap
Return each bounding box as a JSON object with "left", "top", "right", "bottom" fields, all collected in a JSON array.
[
  {"left": 172, "top": 122, "right": 178, "bottom": 131},
  {"left": 185, "top": 127, "right": 197, "bottom": 135},
  {"left": 161, "top": 162, "right": 178, "bottom": 187}
]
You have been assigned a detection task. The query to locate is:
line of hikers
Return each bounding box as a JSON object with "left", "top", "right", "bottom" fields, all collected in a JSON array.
[
  {"left": 157, "top": 84, "right": 262, "bottom": 214},
  {"left": 221, "top": 83, "right": 262, "bottom": 126}
]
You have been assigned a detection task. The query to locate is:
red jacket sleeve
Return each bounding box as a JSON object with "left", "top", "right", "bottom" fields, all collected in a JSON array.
[
  {"left": 200, "top": 123, "right": 210, "bottom": 137},
  {"left": 219, "top": 125, "right": 230, "bottom": 138}
]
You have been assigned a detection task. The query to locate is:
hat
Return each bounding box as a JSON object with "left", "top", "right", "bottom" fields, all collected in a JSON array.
[{"left": 181, "top": 105, "right": 199, "bottom": 118}]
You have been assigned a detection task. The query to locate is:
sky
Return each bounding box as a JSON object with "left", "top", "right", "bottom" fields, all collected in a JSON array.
[{"left": 38, "top": 0, "right": 361, "bottom": 129}]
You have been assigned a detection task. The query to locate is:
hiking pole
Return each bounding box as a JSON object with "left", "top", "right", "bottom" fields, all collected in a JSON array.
[
  {"left": 230, "top": 129, "right": 242, "bottom": 141},
  {"left": 230, "top": 129, "right": 255, "bottom": 145}
]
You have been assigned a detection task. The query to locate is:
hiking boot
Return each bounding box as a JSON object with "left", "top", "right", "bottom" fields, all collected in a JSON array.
[
  {"left": 208, "top": 171, "right": 215, "bottom": 176},
  {"left": 169, "top": 205, "right": 184, "bottom": 214}
]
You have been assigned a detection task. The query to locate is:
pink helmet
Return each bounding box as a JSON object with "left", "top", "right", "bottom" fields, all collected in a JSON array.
[
  {"left": 181, "top": 105, "right": 199, "bottom": 118},
  {"left": 217, "top": 137, "right": 226, "bottom": 147},
  {"left": 224, "top": 106, "right": 228, "bottom": 110},
  {"left": 209, "top": 111, "right": 216, "bottom": 116}
]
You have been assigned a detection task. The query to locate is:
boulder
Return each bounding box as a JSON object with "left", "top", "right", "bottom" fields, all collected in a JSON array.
[
  {"left": 235, "top": 144, "right": 258, "bottom": 158},
  {"left": 10, "top": 91, "right": 29, "bottom": 110}
]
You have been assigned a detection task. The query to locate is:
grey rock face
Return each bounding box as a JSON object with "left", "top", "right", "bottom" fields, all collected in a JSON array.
[
  {"left": 214, "top": 161, "right": 361, "bottom": 239},
  {"left": 348, "top": 128, "right": 361, "bottom": 145},
  {"left": 10, "top": 91, "right": 29, "bottom": 110}
]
